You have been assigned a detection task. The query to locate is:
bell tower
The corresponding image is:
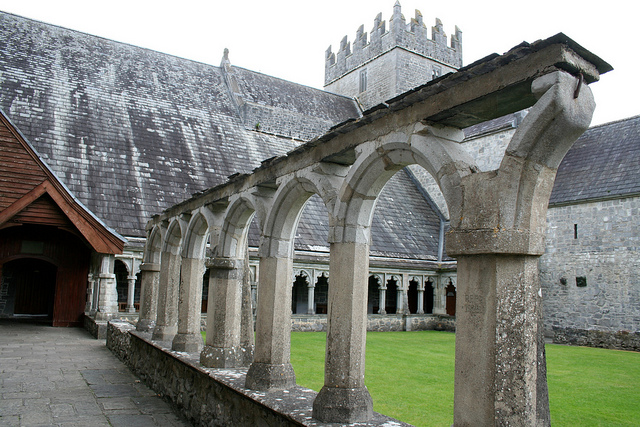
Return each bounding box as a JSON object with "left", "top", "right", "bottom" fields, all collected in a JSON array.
[{"left": 324, "top": 1, "right": 462, "bottom": 111}]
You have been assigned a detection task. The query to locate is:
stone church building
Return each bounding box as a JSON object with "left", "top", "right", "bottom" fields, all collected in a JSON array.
[{"left": 0, "top": 4, "right": 636, "bottom": 349}]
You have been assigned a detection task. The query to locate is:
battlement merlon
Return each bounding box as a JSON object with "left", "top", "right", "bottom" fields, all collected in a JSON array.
[{"left": 324, "top": 3, "right": 463, "bottom": 86}]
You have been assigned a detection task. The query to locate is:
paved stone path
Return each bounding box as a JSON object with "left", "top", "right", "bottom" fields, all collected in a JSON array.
[{"left": 0, "top": 320, "right": 192, "bottom": 426}]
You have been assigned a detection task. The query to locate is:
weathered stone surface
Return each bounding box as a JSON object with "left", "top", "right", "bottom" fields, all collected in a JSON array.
[{"left": 108, "top": 322, "right": 408, "bottom": 426}]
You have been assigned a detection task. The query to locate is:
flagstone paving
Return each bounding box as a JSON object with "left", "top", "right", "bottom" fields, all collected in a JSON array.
[{"left": 0, "top": 320, "right": 191, "bottom": 426}]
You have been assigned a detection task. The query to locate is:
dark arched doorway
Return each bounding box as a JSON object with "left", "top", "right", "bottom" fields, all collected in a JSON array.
[
  {"left": 1, "top": 258, "right": 57, "bottom": 321},
  {"left": 424, "top": 279, "right": 434, "bottom": 314},
  {"left": 408, "top": 278, "right": 419, "bottom": 314},
  {"left": 446, "top": 282, "right": 456, "bottom": 316}
]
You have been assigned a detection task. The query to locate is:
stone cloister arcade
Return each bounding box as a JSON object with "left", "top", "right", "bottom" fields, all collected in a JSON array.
[{"left": 132, "top": 36, "right": 607, "bottom": 424}]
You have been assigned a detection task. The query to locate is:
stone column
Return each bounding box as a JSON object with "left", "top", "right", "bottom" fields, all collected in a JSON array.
[
  {"left": 95, "top": 254, "right": 117, "bottom": 320},
  {"left": 307, "top": 281, "right": 316, "bottom": 315},
  {"left": 240, "top": 257, "right": 255, "bottom": 366},
  {"left": 444, "top": 71, "right": 594, "bottom": 426},
  {"left": 245, "top": 255, "right": 296, "bottom": 390},
  {"left": 312, "top": 241, "right": 373, "bottom": 422},
  {"left": 126, "top": 275, "right": 136, "bottom": 313},
  {"left": 152, "top": 250, "right": 181, "bottom": 342},
  {"left": 172, "top": 256, "right": 205, "bottom": 352},
  {"left": 433, "top": 276, "right": 446, "bottom": 315},
  {"left": 137, "top": 262, "right": 160, "bottom": 332},
  {"left": 396, "top": 281, "right": 404, "bottom": 315},
  {"left": 378, "top": 286, "right": 386, "bottom": 314},
  {"left": 85, "top": 273, "right": 96, "bottom": 314},
  {"left": 200, "top": 257, "right": 243, "bottom": 368},
  {"left": 417, "top": 284, "right": 424, "bottom": 315}
]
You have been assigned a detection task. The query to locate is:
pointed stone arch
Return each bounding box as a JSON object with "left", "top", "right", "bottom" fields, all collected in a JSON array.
[
  {"left": 247, "top": 175, "right": 329, "bottom": 391},
  {"left": 152, "top": 219, "right": 184, "bottom": 341}
]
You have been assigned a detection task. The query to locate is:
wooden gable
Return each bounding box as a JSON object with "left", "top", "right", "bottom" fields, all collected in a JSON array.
[{"left": 0, "top": 111, "right": 124, "bottom": 254}]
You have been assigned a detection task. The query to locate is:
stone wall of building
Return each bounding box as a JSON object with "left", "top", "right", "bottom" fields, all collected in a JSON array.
[{"left": 540, "top": 196, "right": 640, "bottom": 347}]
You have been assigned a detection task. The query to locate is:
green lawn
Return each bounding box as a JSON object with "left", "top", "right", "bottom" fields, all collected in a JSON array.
[{"left": 289, "top": 331, "right": 640, "bottom": 427}]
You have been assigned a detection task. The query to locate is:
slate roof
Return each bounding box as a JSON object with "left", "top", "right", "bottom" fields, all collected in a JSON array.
[
  {"left": 550, "top": 115, "right": 640, "bottom": 205},
  {"left": 0, "top": 11, "right": 447, "bottom": 262},
  {"left": 253, "top": 169, "right": 448, "bottom": 261},
  {"left": 0, "top": 12, "right": 359, "bottom": 238}
]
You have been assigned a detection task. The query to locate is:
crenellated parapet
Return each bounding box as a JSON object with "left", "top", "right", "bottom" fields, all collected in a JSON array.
[{"left": 325, "top": 1, "right": 462, "bottom": 86}]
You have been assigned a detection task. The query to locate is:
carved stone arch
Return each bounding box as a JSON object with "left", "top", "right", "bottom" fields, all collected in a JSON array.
[
  {"left": 261, "top": 176, "right": 325, "bottom": 258},
  {"left": 162, "top": 219, "right": 184, "bottom": 255},
  {"left": 370, "top": 273, "right": 384, "bottom": 288},
  {"left": 332, "top": 130, "right": 475, "bottom": 244},
  {"left": 218, "top": 196, "right": 256, "bottom": 259},
  {"left": 145, "top": 226, "right": 164, "bottom": 264},
  {"left": 183, "top": 212, "right": 210, "bottom": 259}
]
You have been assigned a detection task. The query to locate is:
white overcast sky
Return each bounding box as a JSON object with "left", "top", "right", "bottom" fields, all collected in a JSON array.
[{"left": 0, "top": 0, "right": 635, "bottom": 126}]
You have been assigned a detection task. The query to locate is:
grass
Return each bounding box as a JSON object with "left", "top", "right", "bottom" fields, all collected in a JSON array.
[{"left": 289, "top": 331, "right": 640, "bottom": 427}]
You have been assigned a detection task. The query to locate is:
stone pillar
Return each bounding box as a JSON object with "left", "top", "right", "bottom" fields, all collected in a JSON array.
[
  {"left": 417, "top": 285, "right": 424, "bottom": 315},
  {"left": 451, "top": 254, "right": 546, "bottom": 426},
  {"left": 312, "top": 241, "right": 373, "bottom": 422},
  {"left": 200, "top": 257, "right": 243, "bottom": 368},
  {"left": 307, "top": 281, "right": 316, "bottom": 315},
  {"left": 240, "top": 257, "right": 255, "bottom": 366},
  {"left": 95, "top": 254, "right": 117, "bottom": 320},
  {"left": 378, "top": 286, "right": 386, "bottom": 315},
  {"left": 126, "top": 275, "right": 136, "bottom": 313},
  {"left": 444, "top": 71, "right": 594, "bottom": 426},
  {"left": 245, "top": 255, "right": 296, "bottom": 390},
  {"left": 137, "top": 262, "right": 160, "bottom": 332},
  {"left": 85, "top": 273, "right": 96, "bottom": 314},
  {"left": 152, "top": 250, "right": 181, "bottom": 342},
  {"left": 172, "top": 256, "right": 205, "bottom": 352},
  {"left": 396, "top": 283, "right": 404, "bottom": 315},
  {"left": 433, "top": 276, "right": 446, "bottom": 315}
]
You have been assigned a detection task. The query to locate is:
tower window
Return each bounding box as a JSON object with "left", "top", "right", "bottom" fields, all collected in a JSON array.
[
  {"left": 359, "top": 69, "right": 367, "bottom": 93},
  {"left": 432, "top": 66, "right": 441, "bottom": 80}
]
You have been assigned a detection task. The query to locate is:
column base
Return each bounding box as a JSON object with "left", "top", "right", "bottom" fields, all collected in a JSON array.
[
  {"left": 200, "top": 345, "right": 242, "bottom": 368},
  {"left": 136, "top": 319, "right": 156, "bottom": 332},
  {"left": 245, "top": 362, "right": 296, "bottom": 391},
  {"left": 241, "top": 343, "right": 255, "bottom": 367},
  {"left": 151, "top": 325, "right": 177, "bottom": 342},
  {"left": 94, "top": 311, "right": 115, "bottom": 321},
  {"left": 312, "top": 385, "right": 373, "bottom": 423},
  {"left": 171, "top": 332, "right": 204, "bottom": 352}
]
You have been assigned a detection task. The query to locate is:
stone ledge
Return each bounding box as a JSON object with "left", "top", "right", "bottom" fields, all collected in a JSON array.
[{"left": 107, "top": 321, "right": 411, "bottom": 426}]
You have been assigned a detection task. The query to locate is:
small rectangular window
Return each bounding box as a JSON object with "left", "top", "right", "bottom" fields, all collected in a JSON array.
[
  {"left": 574, "top": 223, "right": 578, "bottom": 239},
  {"left": 431, "top": 66, "right": 441, "bottom": 80},
  {"left": 359, "top": 69, "right": 367, "bottom": 93},
  {"left": 576, "top": 276, "right": 587, "bottom": 287}
]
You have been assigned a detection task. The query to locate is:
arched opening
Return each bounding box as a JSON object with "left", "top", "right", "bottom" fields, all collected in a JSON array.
[
  {"left": 385, "top": 276, "right": 398, "bottom": 314},
  {"left": 446, "top": 281, "right": 456, "bottom": 316},
  {"left": 424, "top": 278, "right": 434, "bottom": 314},
  {"left": 115, "top": 260, "right": 129, "bottom": 312},
  {"left": 0, "top": 225, "right": 91, "bottom": 326},
  {"left": 314, "top": 273, "right": 329, "bottom": 315},
  {"left": 367, "top": 275, "right": 380, "bottom": 314},
  {"left": 408, "top": 278, "right": 419, "bottom": 314},
  {"left": 1, "top": 258, "right": 57, "bottom": 321},
  {"left": 202, "top": 268, "right": 210, "bottom": 313},
  {"left": 291, "top": 272, "right": 309, "bottom": 314}
]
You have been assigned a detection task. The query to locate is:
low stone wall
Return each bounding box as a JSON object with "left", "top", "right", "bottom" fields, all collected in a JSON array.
[
  {"left": 83, "top": 314, "right": 108, "bottom": 339},
  {"left": 291, "top": 313, "right": 456, "bottom": 332},
  {"left": 552, "top": 327, "right": 640, "bottom": 352},
  {"left": 107, "top": 321, "right": 410, "bottom": 426}
]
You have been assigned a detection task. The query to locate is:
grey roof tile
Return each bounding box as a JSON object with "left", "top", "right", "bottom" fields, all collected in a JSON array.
[{"left": 550, "top": 115, "right": 640, "bottom": 205}]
